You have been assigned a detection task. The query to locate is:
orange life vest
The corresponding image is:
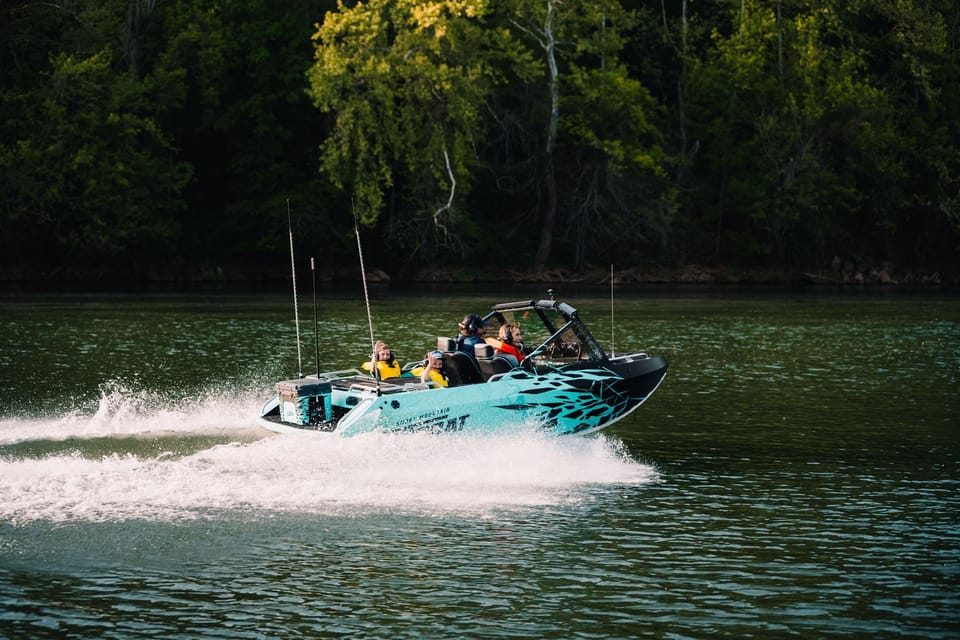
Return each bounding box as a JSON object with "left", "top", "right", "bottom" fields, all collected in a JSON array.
[{"left": 496, "top": 341, "right": 524, "bottom": 362}]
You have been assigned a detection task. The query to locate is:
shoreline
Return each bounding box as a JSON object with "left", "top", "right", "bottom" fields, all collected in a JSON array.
[{"left": 0, "top": 261, "right": 954, "bottom": 291}]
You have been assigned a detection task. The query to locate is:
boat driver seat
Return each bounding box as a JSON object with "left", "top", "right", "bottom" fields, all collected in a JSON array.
[{"left": 473, "top": 343, "right": 516, "bottom": 381}]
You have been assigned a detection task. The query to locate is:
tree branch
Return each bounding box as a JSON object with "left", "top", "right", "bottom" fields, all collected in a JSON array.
[{"left": 432, "top": 145, "right": 457, "bottom": 247}]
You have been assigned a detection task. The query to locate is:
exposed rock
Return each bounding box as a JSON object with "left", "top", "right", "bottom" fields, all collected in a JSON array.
[{"left": 364, "top": 269, "right": 391, "bottom": 283}]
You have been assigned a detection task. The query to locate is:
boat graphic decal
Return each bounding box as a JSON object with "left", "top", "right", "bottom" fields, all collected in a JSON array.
[
  {"left": 492, "top": 367, "right": 644, "bottom": 433},
  {"left": 520, "top": 387, "right": 553, "bottom": 395},
  {"left": 492, "top": 404, "right": 539, "bottom": 411}
]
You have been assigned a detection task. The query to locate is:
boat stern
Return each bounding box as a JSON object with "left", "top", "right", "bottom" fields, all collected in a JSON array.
[{"left": 271, "top": 378, "right": 334, "bottom": 430}]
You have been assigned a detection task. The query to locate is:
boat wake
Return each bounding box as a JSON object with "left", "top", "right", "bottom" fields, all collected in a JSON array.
[
  {"left": 0, "top": 384, "right": 658, "bottom": 525},
  {"left": 0, "top": 380, "right": 267, "bottom": 445}
]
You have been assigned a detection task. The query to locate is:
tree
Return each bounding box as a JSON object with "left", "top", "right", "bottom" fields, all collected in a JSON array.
[
  {"left": 149, "top": 0, "right": 340, "bottom": 266},
  {"left": 687, "top": 0, "right": 899, "bottom": 270},
  {"left": 1, "top": 0, "right": 955, "bottom": 281},
  {"left": 505, "top": 0, "right": 674, "bottom": 270},
  {"left": 841, "top": 0, "right": 960, "bottom": 273},
  {"left": 561, "top": 58, "right": 674, "bottom": 269},
  {"left": 307, "top": 0, "right": 504, "bottom": 258},
  {"left": 0, "top": 44, "right": 191, "bottom": 271}
]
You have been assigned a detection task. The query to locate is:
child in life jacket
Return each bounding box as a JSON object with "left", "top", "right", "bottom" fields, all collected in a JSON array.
[
  {"left": 410, "top": 350, "right": 448, "bottom": 387},
  {"left": 362, "top": 340, "right": 402, "bottom": 380}
]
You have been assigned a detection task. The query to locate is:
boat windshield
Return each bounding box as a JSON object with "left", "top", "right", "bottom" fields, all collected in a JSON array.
[{"left": 487, "top": 300, "right": 606, "bottom": 364}]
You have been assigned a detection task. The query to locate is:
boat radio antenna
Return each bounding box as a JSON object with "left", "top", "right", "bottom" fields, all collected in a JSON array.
[
  {"left": 353, "top": 202, "right": 382, "bottom": 396},
  {"left": 610, "top": 264, "right": 615, "bottom": 358},
  {"left": 311, "top": 257, "right": 321, "bottom": 378},
  {"left": 287, "top": 198, "right": 303, "bottom": 377}
]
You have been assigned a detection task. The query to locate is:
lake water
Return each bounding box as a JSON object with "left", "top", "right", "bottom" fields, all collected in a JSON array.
[{"left": 1, "top": 287, "right": 958, "bottom": 639}]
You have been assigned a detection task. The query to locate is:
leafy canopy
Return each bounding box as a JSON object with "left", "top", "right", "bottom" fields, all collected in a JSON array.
[{"left": 307, "top": 0, "right": 504, "bottom": 228}]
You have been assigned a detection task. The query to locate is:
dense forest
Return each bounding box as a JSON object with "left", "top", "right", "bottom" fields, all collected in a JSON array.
[{"left": 1, "top": 0, "right": 958, "bottom": 284}]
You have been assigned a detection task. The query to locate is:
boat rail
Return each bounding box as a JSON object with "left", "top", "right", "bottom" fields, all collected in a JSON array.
[
  {"left": 335, "top": 376, "right": 435, "bottom": 396},
  {"left": 299, "top": 368, "right": 364, "bottom": 382}
]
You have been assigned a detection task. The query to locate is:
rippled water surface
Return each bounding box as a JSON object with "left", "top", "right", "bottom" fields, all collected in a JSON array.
[{"left": 1, "top": 288, "right": 958, "bottom": 639}]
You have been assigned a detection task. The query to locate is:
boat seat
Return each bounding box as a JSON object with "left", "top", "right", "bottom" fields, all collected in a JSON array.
[
  {"left": 435, "top": 336, "right": 473, "bottom": 387},
  {"left": 475, "top": 343, "right": 494, "bottom": 359},
  {"left": 494, "top": 352, "right": 520, "bottom": 368},
  {"left": 446, "top": 351, "right": 483, "bottom": 385},
  {"left": 474, "top": 343, "right": 516, "bottom": 381}
]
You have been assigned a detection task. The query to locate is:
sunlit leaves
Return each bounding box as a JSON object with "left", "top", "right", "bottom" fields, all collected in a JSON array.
[
  {"left": 308, "top": 0, "right": 495, "bottom": 230},
  {"left": 564, "top": 63, "right": 665, "bottom": 173}
]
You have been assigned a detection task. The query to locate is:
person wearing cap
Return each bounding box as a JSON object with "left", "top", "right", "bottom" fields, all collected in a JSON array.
[
  {"left": 361, "top": 340, "right": 402, "bottom": 380},
  {"left": 455, "top": 313, "right": 486, "bottom": 356},
  {"left": 410, "top": 350, "right": 448, "bottom": 387}
]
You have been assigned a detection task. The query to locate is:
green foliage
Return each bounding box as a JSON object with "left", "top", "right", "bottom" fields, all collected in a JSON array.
[
  {"left": 685, "top": 0, "right": 935, "bottom": 269},
  {"left": 0, "top": 48, "right": 190, "bottom": 262},
  {"left": 480, "top": 0, "right": 677, "bottom": 268},
  {"left": 307, "top": 0, "right": 501, "bottom": 259},
  {"left": 148, "top": 0, "right": 340, "bottom": 263},
  {"left": 559, "top": 60, "right": 676, "bottom": 266},
  {"left": 0, "top": 0, "right": 957, "bottom": 279}
]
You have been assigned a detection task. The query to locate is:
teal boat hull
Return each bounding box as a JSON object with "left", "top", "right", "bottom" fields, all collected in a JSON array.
[
  {"left": 258, "top": 354, "right": 667, "bottom": 437},
  {"left": 258, "top": 296, "right": 667, "bottom": 437}
]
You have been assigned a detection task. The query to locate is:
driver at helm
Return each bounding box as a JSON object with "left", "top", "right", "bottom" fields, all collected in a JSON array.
[{"left": 455, "top": 313, "right": 485, "bottom": 356}]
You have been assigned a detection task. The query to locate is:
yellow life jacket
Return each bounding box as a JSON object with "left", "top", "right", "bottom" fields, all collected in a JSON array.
[
  {"left": 362, "top": 360, "right": 402, "bottom": 380},
  {"left": 411, "top": 366, "right": 448, "bottom": 387}
]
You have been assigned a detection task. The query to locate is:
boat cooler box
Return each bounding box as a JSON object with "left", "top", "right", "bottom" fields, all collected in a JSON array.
[{"left": 275, "top": 379, "right": 331, "bottom": 426}]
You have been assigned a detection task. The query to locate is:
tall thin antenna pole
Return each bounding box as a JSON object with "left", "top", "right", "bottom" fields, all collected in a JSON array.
[
  {"left": 311, "top": 257, "right": 320, "bottom": 378},
  {"left": 287, "top": 199, "right": 302, "bottom": 377},
  {"left": 610, "top": 264, "right": 615, "bottom": 358},
  {"left": 354, "top": 205, "right": 381, "bottom": 396}
]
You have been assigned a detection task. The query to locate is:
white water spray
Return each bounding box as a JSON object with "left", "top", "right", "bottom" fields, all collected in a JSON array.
[{"left": 0, "top": 389, "right": 658, "bottom": 525}]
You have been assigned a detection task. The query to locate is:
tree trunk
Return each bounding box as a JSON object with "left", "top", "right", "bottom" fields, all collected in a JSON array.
[
  {"left": 534, "top": 0, "right": 559, "bottom": 271},
  {"left": 124, "top": 0, "right": 157, "bottom": 75},
  {"left": 535, "top": 153, "right": 557, "bottom": 269}
]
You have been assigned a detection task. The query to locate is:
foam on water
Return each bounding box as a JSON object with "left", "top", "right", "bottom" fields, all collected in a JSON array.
[
  {"left": 0, "top": 385, "right": 658, "bottom": 524},
  {"left": 0, "top": 380, "right": 266, "bottom": 444}
]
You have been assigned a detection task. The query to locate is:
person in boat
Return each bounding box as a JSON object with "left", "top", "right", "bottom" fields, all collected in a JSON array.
[
  {"left": 362, "top": 340, "right": 402, "bottom": 380},
  {"left": 410, "top": 350, "right": 449, "bottom": 387},
  {"left": 455, "top": 313, "right": 486, "bottom": 356},
  {"left": 493, "top": 323, "right": 525, "bottom": 363}
]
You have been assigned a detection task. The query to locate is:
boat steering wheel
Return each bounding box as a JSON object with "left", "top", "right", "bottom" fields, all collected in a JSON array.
[{"left": 546, "top": 341, "right": 582, "bottom": 359}]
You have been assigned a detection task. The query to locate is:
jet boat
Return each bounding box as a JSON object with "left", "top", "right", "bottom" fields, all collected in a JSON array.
[{"left": 257, "top": 295, "right": 667, "bottom": 436}]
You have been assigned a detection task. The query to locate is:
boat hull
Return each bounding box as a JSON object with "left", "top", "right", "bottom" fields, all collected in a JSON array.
[{"left": 258, "top": 355, "right": 667, "bottom": 437}]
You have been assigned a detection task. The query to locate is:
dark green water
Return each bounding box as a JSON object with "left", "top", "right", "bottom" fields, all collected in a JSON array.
[{"left": 1, "top": 289, "right": 958, "bottom": 639}]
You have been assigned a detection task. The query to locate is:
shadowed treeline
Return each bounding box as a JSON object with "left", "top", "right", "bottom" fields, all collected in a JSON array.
[{"left": 1, "top": 1, "right": 957, "bottom": 284}]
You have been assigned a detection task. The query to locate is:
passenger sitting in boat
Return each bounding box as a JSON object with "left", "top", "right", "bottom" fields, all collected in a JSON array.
[
  {"left": 361, "top": 340, "right": 402, "bottom": 380},
  {"left": 410, "top": 350, "right": 448, "bottom": 387},
  {"left": 455, "top": 313, "right": 486, "bottom": 356},
  {"left": 485, "top": 323, "right": 524, "bottom": 362},
  {"left": 494, "top": 323, "right": 525, "bottom": 363}
]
